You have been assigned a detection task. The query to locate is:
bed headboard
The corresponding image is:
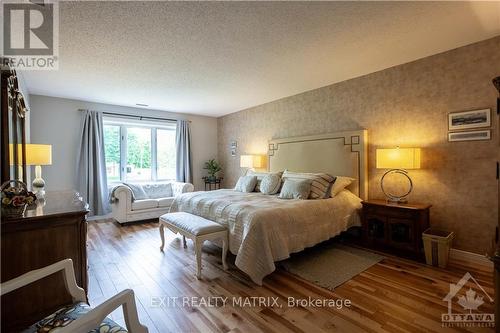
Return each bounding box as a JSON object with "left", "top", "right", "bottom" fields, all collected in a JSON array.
[{"left": 268, "top": 130, "right": 368, "bottom": 200}]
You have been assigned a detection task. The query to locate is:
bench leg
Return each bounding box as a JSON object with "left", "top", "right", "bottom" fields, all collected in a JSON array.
[
  {"left": 182, "top": 235, "right": 187, "bottom": 249},
  {"left": 222, "top": 235, "right": 228, "bottom": 271},
  {"left": 195, "top": 239, "right": 203, "bottom": 279},
  {"left": 159, "top": 223, "right": 165, "bottom": 251}
]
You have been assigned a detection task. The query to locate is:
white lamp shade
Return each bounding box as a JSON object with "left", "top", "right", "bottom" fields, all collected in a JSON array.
[
  {"left": 376, "top": 147, "right": 421, "bottom": 169},
  {"left": 9, "top": 144, "right": 52, "bottom": 166},
  {"left": 240, "top": 155, "right": 264, "bottom": 168}
]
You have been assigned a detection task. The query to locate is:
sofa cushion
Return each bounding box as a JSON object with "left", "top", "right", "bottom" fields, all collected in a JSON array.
[
  {"left": 160, "top": 212, "right": 226, "bottom": 236},
  {"left": 25, "top": 301, "right": 127, "bottom": 333},
  {"left": 157, "top": 197, "right": 174, "bottom": 208},
  {"left": 143, "top": 183, "right": 173, "bottom": 199},
  {"left": 132, "top": 199, "right": 159, "bottom": 210}
]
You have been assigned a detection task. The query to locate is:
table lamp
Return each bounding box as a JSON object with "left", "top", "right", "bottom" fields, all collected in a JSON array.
[
  {"left": 10, "top": 144, "right": 52, "bottom": 198},
  {"left": 240, "top": 155, "right": 264, "bottom": 171},
  {"left": 376, "top": 147, "right": 421, "bottom": 203}
]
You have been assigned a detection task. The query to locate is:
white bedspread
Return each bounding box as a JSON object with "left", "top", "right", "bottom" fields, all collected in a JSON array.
[{"left": 169, "top": 189, "right": 362, "bottom": 284}]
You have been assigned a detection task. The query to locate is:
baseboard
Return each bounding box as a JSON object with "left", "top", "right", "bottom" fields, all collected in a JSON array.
[{"left": 449, "top": 248, "right": 493, "bottom": 267}]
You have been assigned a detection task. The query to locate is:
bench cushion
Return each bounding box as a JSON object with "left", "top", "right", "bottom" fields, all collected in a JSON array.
[{"left": 160, "top": 212, "right": 226, "bottom": 236}]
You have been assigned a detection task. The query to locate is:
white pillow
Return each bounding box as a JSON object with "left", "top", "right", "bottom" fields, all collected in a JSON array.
[
  {"left": 259, "top": 173, "right": 282, "bottom": 195},
  {"left": 279, "top": 179, "right": 311, "bottom": 200},
  {"left": 330, "top": 177, "right": 355, "bottom": 197},
  {"left": 234, "top": 176, "right": 257, "bottom": 193},
  {"left": 246, "top": 170, "right": 283, "bottom": 192}
]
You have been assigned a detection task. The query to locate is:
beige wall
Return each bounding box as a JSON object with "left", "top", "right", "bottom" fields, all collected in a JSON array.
[
  {"left": 218, "top": 36, "right": 500, "bottom": 254},
  {"left": 29, "top": 95, "right": 218, "bottom": 193}
]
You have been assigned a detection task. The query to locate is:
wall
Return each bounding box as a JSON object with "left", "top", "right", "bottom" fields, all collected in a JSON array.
[
  {"left": 218, "top": 36, "right": 500, "bottom": 254},
  {"left": 29, "top": 95, "right": 218, "bottom": 192}
]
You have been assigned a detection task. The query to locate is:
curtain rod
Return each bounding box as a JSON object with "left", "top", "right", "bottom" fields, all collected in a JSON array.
[{"left": 78, "top": 109, "right": 191, "bottom": 123}]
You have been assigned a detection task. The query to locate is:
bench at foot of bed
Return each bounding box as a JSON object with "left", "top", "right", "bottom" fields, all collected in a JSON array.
[{"left": 159, "top": 212, "right": 228, "bottom": 279}]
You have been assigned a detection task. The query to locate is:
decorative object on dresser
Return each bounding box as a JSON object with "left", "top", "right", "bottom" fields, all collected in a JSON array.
[
  {"left": 1, "top": 191, "right": 89, "bottom": 332},
  {"left": 376, "top": 147, "right": 421, "bottom": 203},
  {"left": 361, "top": 199, "right": 431, "bottom": 260},
  {"left": 1, "top": 180, "right": 37, "bottom": 218},
  {"left": 10, "top": 144, "right": 52, "bottom": 199},
  {"left": 203, "top": 176, "right": 223, "bottom": 191}
]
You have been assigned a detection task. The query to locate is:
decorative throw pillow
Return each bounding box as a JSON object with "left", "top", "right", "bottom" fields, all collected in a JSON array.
[
  {"left": 259, "top": 173, "right": 282, "bottom": 195},
  {"left": 278, "top": 179, "right": 311, "bottom": 199},
  {"left": 123, "top": 183, "right": 148, "bottom": 200},
  {"left": 282, "top": 171, "right": 335, "bottom": 199},
  {"left": 330, "top": 176, "right": 355, "bottom": 197},
  {"left": 234, "top": 176, "right": 258, "bottom": 193},
  {"left": 142, "top": 183, "right": 173, "bottom": 199},
  {"left": 246, "top": 170, "right": 283, "bottom": 192}
]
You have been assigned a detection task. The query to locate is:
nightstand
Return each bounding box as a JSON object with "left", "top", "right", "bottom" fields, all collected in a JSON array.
[{"left": 361, "top": 199, "right": 431, "bottom": 260}]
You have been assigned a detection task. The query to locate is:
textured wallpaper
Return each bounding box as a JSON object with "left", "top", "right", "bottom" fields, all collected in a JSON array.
[{"left": 217, "top": 36, "right": 500, "bottom": 254}]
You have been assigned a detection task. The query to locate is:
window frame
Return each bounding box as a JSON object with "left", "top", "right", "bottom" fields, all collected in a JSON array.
[{"left": 103, "top": 117, "right": 176, "bottom": 183}]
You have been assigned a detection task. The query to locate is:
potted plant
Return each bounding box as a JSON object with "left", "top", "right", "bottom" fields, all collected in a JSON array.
[{"left": 203, "top": 159, "right": 222, "bottom": 182}]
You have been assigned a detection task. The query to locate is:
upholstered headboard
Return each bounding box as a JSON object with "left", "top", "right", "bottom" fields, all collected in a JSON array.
[{"left": 268, "top": 130, "right": 368, "bottom": 200}]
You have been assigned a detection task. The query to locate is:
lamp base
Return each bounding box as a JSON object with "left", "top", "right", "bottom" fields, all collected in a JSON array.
[
  {"left": 380, "top": 169, "right": 413, "bottom": 204},
  {"left": 386, "top": 197, "right": 408, "bottom": 204}
]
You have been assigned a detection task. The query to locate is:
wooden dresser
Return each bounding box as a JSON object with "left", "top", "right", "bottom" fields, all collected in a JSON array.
[{"left": 1, "top": 191, "right": 89, "bottom": 332}]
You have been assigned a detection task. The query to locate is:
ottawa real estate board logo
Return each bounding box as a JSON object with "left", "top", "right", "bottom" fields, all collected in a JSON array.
[
  {"left": 2, "top": 0, "right": 59, "bottom": 70},
  {"left": 442, "top": 272, "right": 494, "bottom": 328}
]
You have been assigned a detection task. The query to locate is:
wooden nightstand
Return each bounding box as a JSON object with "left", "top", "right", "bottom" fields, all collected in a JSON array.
[{"left": 361, "top": 199, "right": 431, "bottom": 260}]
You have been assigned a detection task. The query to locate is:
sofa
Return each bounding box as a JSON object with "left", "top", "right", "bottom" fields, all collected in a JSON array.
[{"left": 111, "top": 181, "right": 194, "bottom": 224}]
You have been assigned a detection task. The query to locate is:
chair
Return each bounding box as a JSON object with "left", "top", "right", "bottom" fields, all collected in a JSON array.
[{"left": 1, "top": 259, "right": 148, "bottom": 333}]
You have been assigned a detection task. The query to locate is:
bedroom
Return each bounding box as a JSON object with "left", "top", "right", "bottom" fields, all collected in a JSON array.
[{"left": 0, "top": 1, "right": 499, "bottom": 332}]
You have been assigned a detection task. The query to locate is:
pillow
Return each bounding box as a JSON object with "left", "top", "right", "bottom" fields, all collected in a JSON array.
[
  {"left": 123, "top": 183, "right": 148, "bottom": 200},
  {"left": 330, "top": 176, "right": 355, "bottom": 197},
  {"left": 142, "top": 183, "right": 173, "bottom": 199},
  {"left": 234, "top": 176, "right": 257, "bottom": 193},
  {"left": 246, "top": 170, "right": 283, "bottom": 192},
  {"left": 259, "top": 173, "right": 282, "bottom": 195},
  {"left": 279, "top": 179, "right": 311, "bottom": 199},
  {"left": 282, "top": 171, "right": 335, "bottom": 199}
]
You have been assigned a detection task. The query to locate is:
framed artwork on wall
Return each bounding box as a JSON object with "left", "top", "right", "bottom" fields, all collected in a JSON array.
[
  {"left": 448, "top": 130, "right": 491, "bottom": 142},
  {"left": 448, "top": 108, "right": 491, "bottom": 131}
]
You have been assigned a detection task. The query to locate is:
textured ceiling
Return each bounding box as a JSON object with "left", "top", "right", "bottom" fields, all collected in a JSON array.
[{"left": 22, "top": 1, "right": 500, "bottom": 117}]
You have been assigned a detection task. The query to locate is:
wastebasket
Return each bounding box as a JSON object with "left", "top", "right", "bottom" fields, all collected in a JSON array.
[{"left": 422, "top": 228, "right": 454, "bottom": 268}]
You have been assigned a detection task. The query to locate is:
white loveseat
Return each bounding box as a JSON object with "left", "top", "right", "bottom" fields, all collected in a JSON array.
[{"left": 111, "top": 181, "right": 194, "bottom": 224}]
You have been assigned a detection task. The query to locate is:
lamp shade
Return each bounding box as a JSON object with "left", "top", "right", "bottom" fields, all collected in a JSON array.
[
  {"left": 376, "top": 147, "right": 420, "bottom": 169},
  {"left": 9, "top": 144, "right": 52, "bottom": 165},
  {"left": 240, "top": 155, "right": 264, "bottom": 168}
]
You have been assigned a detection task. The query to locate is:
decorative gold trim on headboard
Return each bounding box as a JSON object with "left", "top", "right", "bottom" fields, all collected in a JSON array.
[{"left": 268, "top": 130, "right": 368, "bottom": 200}]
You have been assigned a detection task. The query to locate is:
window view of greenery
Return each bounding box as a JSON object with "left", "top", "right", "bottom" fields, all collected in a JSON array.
[
  {"left": 157, "top": 129, "right": 176, "bottom": 180},
  {"left": 103, "top": 122, "right": 176, "bottom": 183},
  {"left": 104, "top": 125, "right": 120, "bottom": 182}
]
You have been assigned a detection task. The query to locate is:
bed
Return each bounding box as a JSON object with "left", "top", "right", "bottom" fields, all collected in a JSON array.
[{"left": 170, "top": 130, "right": 368, "bottom": 284}]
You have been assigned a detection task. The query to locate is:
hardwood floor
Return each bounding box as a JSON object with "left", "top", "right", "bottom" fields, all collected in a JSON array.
[{"left": 87, "top": 219, "right": 495, "bottom": 333}]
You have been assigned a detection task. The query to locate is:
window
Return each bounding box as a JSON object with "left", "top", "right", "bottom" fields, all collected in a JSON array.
[{"left": 103, "top": 118, "right": 176, "bottom": 183}]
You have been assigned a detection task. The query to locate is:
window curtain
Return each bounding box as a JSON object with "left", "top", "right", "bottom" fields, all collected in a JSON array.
[
  {"left": 76, "top": 110, "right": 109, "bottom": 216},
  {"left": 176, "top": 120, "right": 192, "bottom": 183}
]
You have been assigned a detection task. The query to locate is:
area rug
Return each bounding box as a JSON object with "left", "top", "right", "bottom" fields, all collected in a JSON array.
[{"left": 280, "top": 241, "right": 385, "bottom": 290}]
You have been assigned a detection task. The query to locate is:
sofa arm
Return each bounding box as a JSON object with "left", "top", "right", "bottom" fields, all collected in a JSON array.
[
  {"left": 111, "top": 185, "right": 133, "bottom": 202},
  {"left": 111, "top": 185, "right": 133, "bottom": 222},
  {"left": 171, "top": 182, "right": 194, "bottom": 196}
]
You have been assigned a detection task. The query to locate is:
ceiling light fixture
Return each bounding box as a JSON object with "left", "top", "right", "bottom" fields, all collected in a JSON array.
[{"left": 135, "top": 103, "right": 148, "bottom": 107}]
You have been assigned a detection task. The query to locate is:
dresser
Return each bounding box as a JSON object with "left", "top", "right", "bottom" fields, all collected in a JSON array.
[
  {"left": 1, "top": 191, "right": 89, "bottom": 332},
  {"left": 361, "top": 199, "right": 431, "bottom": 260}
]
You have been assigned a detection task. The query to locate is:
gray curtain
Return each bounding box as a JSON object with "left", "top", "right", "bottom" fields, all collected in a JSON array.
[
  {"left": 176, "top": 120, "right": 193, "bottom": 183},
  {"left": 76, "top": 110, "right": 109, "bottom": 216}
]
